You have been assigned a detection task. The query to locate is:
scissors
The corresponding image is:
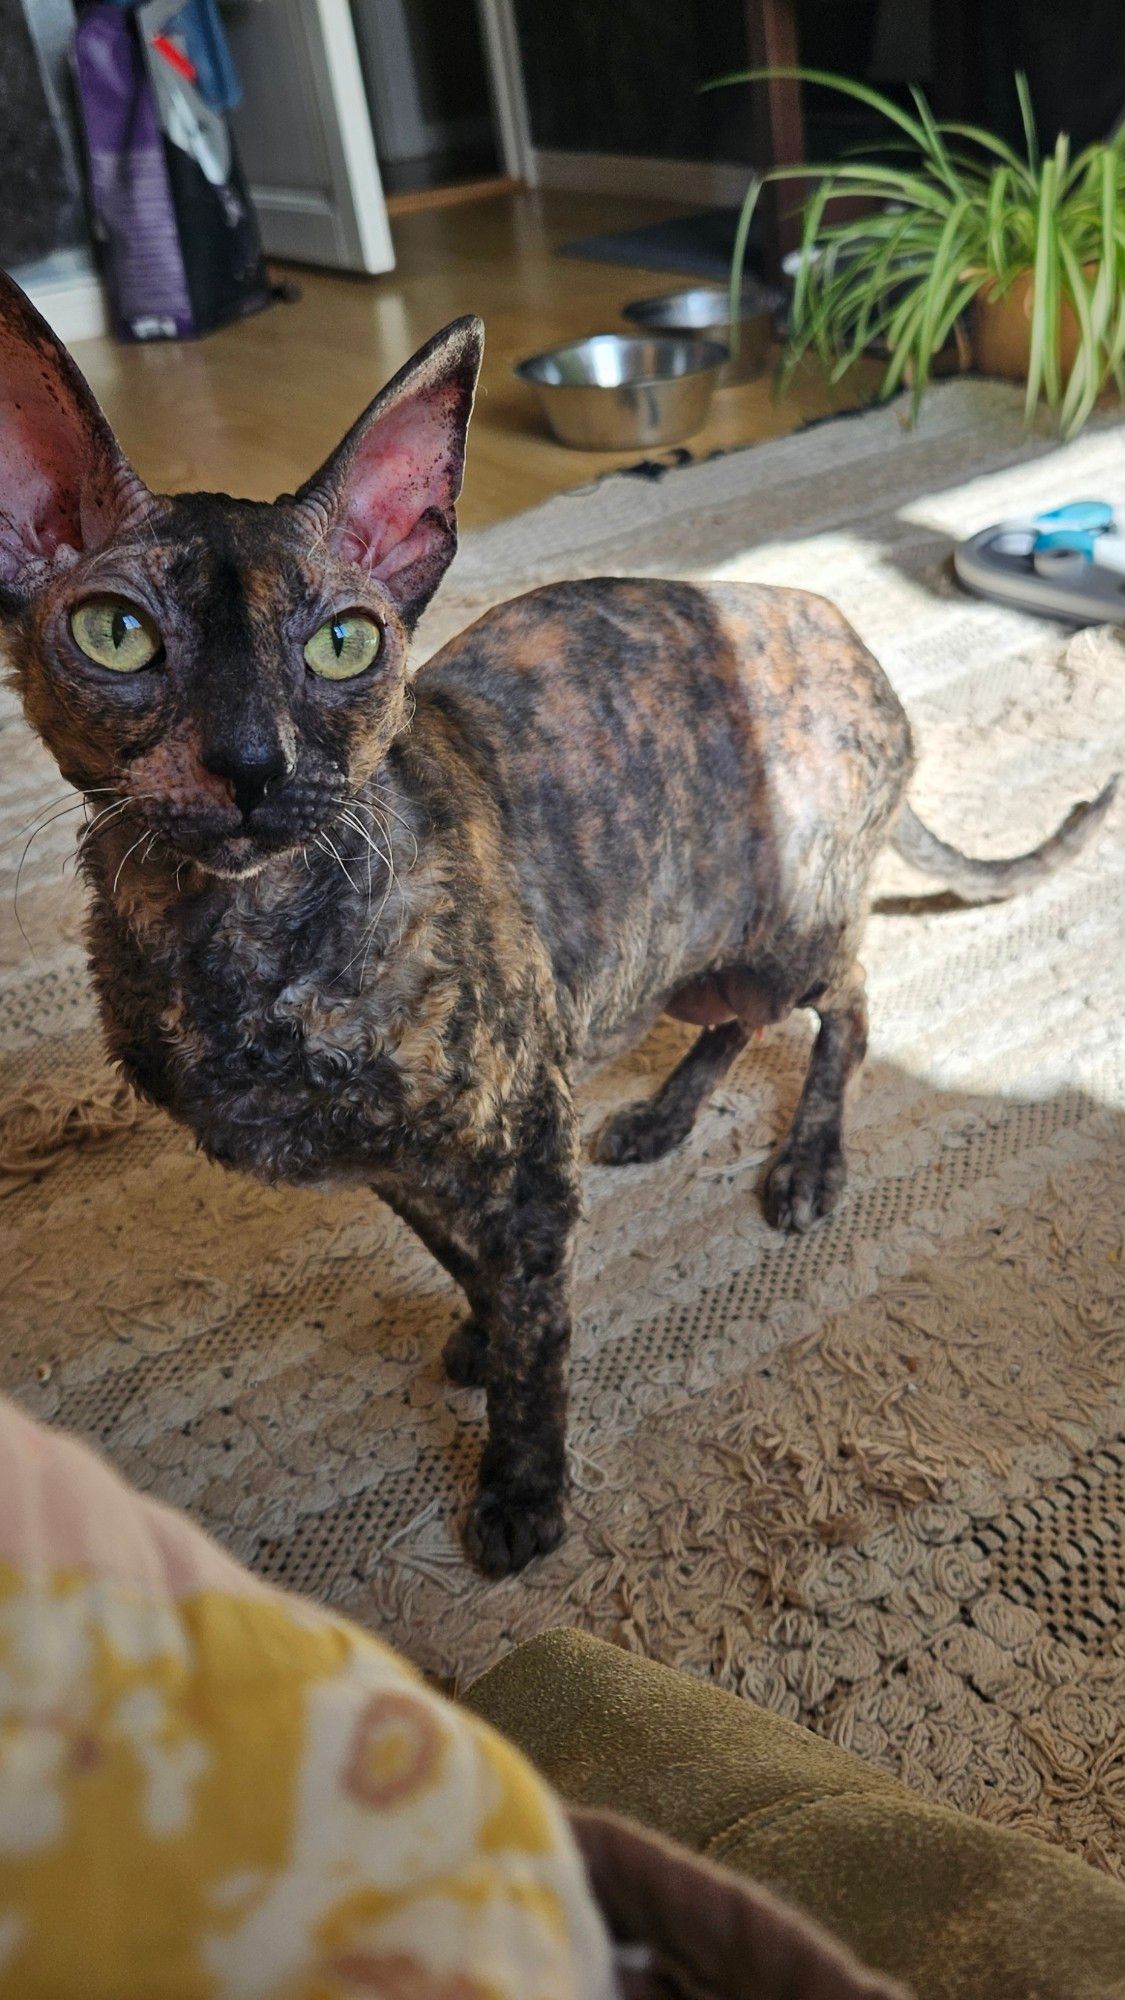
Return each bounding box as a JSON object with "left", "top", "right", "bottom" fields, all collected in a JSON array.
[{"left": 1028, "top": 500, "right": 1125, "bottom": 578}]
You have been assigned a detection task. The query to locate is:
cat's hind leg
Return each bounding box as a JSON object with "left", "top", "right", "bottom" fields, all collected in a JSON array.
[
  {"left": 763, "top": 960, "right": 868, "bottom": 1233},
  {"left": 591, "top": 1019, "right": 747, "bottom": 1165}
]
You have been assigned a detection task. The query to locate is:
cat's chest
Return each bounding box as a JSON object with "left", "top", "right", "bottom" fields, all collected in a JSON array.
[{"left": 102, "top": 898, "right": 466, "bottom": 1186}]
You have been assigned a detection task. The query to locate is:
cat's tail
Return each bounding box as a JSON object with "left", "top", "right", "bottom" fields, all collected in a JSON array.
[{"left": 890, "top": 775, "right": 1119, "bottom": 904}]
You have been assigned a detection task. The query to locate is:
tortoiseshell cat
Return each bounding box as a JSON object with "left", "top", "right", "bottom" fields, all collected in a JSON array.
[{"left": 1, "top": 273, "right": 1116, "bottom": 1573}]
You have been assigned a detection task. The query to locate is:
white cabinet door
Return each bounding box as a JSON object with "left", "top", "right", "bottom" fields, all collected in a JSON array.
[{"left": 224, "top": 0, "right": 394, "bottom": 274}]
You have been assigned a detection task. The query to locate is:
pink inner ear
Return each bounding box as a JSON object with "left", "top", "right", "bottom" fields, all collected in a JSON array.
[
  {"left": 333, "top": 380, "right": 465, "bottom": 579},
  {"left": 0, "top": 310, "right": 133, "bottom": 584},
  {"left": 0, "top": 382, "right": 85, "bottom": 575}
]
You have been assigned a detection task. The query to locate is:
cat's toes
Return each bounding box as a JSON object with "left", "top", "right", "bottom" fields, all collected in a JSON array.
[
  {"left": 463, "top": 1482, "right": 566, "bottom": 1577},
  {"left": 591, "top": 1100, "right": 685, "bottom": 1165},
  {"left": 764, "top": 1133, "right": 846, "bottom": 1233},
  {"left": 442, "top": 1316, "right": 488, "bottom": 1388}
]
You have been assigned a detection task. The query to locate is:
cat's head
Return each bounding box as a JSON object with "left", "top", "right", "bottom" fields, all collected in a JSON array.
[{"left": 0, "top": 271, "right": 482, "bottom": 879}]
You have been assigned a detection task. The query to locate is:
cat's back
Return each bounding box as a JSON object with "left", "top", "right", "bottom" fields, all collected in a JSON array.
[
  {"left": 413, "top": 575, "right": 770, "bottom": 860},
  {"left": 414, "top": 575, "right": 910, "bottom": 814},
  {"left": 409, "top": 576, "right": 908, "bottom": 1040}
]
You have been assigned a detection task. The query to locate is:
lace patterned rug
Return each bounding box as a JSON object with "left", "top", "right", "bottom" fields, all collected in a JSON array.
[{"left": 2, "top": 381, "right": 1123, "bottom": 1872}]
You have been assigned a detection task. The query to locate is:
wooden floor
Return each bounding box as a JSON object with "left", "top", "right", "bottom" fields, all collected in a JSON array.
[{"left": 71, "top": 188, "right": 874, "bottom": 532}]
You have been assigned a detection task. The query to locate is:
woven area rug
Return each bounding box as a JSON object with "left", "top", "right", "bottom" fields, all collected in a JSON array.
[{"left": 2, "top": 380, "right": 1123, "bottom": 1874}]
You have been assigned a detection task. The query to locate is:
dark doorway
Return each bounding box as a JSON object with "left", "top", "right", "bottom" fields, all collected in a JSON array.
[{"left": 352, "top": 1, "right": 502, "bottom": 201}]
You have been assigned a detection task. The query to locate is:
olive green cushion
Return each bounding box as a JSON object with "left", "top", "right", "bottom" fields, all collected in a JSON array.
[{"left": 465, "top": 1627, "right": 1125, "bottom": 2000}]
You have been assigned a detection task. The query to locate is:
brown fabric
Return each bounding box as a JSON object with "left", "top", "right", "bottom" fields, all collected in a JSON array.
[
  {"left": 1, "top": 379, "right": 1123, "bottom": 1865},
  {"left": 570, "top": 1807, "right": 909, "bottom": 2000},
  {"left": 465, "top": 1628, "right": 1125, "bottom": 2000}
]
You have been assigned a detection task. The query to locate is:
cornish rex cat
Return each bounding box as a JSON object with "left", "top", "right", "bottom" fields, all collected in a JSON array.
[{"left": 0, "top": 274, "right": 1115, "bottom": 1572}]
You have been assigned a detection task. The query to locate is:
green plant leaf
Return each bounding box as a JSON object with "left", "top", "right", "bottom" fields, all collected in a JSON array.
[
  {"left": 720, "top": 63, "right": 1122, "bottom": 437},
  {"left": 1025, "top": 155, "right": 1060, "bottom": 419},
  {"left": 908, "top": 85, "right": 965, "bottom": 197},
  {"left": 1089, "top": 148, "right": 1119, "bottom": 348},
  {"left": 938, "top": 122, "right": 1037, "bottom": 187},
  {"left": 1015, "top": 71, "right": 1039, "bottom": 171},
  {"left": 729, "top": 174, "right": 764, "bottom": 358},
  {"left": 904, "top": 197, "right": 972, "bottom": 407},
  {"left": 1057, "top": 236, "right": 1101, "bottom": 437},
  {"left": 704, "top": 65, "right": 932, "bottom": 150},
  {"left": 984, "top": 166, "right": 1015, "bottom": 279}
]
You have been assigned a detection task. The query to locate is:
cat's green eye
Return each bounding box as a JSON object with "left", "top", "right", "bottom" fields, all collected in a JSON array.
[
  {"left": 70, "top": 596, "right": 161, "bottom": 673},
  {"left": 304, "top": 612, "right": 382, "bottom": 681}
]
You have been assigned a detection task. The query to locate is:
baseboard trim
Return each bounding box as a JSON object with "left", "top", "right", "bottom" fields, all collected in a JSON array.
[
  {"left": 531, "top": 149, "right": 750, "bottom": 206},
  {"left": 15, "top": 250, "right": 109, "bottom": 344},
  {"left": 385, "top": 175, "right": 522, "bottom": 218}
]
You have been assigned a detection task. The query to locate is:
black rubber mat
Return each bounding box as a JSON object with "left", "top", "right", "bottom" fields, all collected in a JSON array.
[{"left": 558, "top": 205, "right": 762, "bottom": 281}]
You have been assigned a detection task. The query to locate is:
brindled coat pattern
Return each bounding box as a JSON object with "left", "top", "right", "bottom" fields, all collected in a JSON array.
[{"left": 0, "top": 275, "right": 1116, "bottom": 1572}]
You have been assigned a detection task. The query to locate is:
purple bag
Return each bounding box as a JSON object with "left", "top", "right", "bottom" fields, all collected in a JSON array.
[{"left": 73, "top": 3, "right": 270, "bottom": 341}]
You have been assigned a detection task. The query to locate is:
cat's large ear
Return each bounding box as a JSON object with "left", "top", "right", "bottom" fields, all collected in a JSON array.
[
  {"left": 291, "top": 315, "right": 483, "bottom": 628},
  {"left": 0, "top": 270, "right": 151, "bottom": 591}
]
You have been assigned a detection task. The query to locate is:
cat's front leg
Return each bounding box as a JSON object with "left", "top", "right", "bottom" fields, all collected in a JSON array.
[
  {"left": 380, "top": 1186, "right": 492, "bottom": 1387},
  {"left": 463, "top": 1078, "right": 581, "bottom": 1577}
]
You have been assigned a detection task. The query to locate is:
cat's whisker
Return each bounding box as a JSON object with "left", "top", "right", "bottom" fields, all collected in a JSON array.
[
  {"left": 12, "top": 804, "right": 108, "bottom": 947},
  {"left": 350, "top": 790, "right": 417, "bottom": 869},
  {"left": 342, "top": 799, "right": 399, "bottom": 910},
  {"left": 10, "top": 837, "right": 43, "bottom": 958},
  {"left": 111, "top": 830, "right": 152, "bottom": 898},
  {"left": 5, "top": 789, "right": 83, "bottom": 842},
  {"left": 73, "top": 798, "right": 133, "bottom": 866},
  {"left": 5, "top": 799, "right": 86, "bottom": 857},
  {"left": 338, "top": 812, "right": 376, "bottom": 905},
  {"left": 336, "top": 903, "right": 382, "bottom": 990},
  {"left": 41, "top": 781, "right": 120, "bottom": 815},
  {"left": 10, "top": 791, "right": 138, "bottom": 956},
  {"left": 315, "top": 831, "right": 361, "bottom": 895},
  {"left": 340, "top": 816, "right": 374, "bottom": 912},
  {"left": 332, "top": 837, "right": 400, "bottom": 988},
  {"left": 337, "top": 809, "right": 392, "bottom": 893},
  {"left": 355, "top": 839, "right": 405, "bottom": 989},
  {"left": 76, "top": 800, "right": 131, "bottom": 850},
  {"left": 327, "top": 808, "right": 387, "bottom": 907},
  {"left": 2, "top": 788, "right": 116, "bottom": 853},
  {"left": 74, "top": 791, "right": 167, "bottom": 872}
]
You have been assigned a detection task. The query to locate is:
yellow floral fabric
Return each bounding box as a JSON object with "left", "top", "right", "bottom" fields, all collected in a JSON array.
[{"left": 0, "top": 1403, "right": 614, "bottom": 2000}]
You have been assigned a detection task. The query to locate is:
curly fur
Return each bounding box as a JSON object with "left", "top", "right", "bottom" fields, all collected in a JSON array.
[{"left": 1, "top": 274, "right": 1109, "bottom": 1572}]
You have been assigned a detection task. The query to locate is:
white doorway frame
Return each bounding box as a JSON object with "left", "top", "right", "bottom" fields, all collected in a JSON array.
[
  {"left": 227, "top": 0, "right": 394, "bottom": 274},
  {"left": 475, "top": 0, "right": 537, "bottom": 185},
  {"left": 306, "top": 0, "right": 395, "bottom": 270}
]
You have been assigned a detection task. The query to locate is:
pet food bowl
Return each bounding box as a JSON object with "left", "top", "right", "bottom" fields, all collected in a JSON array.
[
  {"left": 514, "top": 333, "right": 728, "bottom": 449},
  {"left": 622, "top": 282, "right": 778, "bottom": 385}
]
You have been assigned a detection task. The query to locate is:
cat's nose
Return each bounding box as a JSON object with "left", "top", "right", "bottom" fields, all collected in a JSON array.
[{"left": 201, "top": 738, "right": 295, "bottom": 820}]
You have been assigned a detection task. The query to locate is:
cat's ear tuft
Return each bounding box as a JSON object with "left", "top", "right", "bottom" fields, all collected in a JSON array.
[
  {"left": 0, "top": 270, "right": 151, "bottom": 591},
  {"left": 291, "top": 315, "right": 484, "bottom": 627}
]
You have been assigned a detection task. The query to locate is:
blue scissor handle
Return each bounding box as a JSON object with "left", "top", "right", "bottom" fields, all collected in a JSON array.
[
  {"left": 1033, "top": 500, "right": 1114, "bottom": 533},
  {"left": 1034, "top": 527, "right": 1101, "bottom": 558}
]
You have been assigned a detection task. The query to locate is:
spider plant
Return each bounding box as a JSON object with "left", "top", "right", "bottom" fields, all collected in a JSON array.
[{"left": 706, "top": 68, "right": 1125, "bottom": 437}]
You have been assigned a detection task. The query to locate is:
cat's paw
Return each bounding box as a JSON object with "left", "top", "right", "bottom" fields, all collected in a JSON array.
[
  {"left": 463, "top": 1483, "right": 566, "bottom": 1577},
  {"left": 591, "top": 1099, "right": 686, "bottom": 1165},
  {"left": 764, "top": 1132, "right": 846, "bottom": 1234},
  {"left": 442, "top": 1316, "right": 488, "bottom": 1388}
]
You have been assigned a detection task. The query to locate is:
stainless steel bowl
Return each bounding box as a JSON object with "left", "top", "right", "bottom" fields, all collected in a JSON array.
[
  {"left": 622, "top": 283, "right": 778, "bottom": 385},
  {"left": 514, "top": 333, "right": 727, "bottom": 449}
]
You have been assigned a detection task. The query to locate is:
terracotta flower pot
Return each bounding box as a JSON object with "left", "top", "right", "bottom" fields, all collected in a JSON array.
[{"left": 970, "top": 267, "right": 1088, "bottom": 381}]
